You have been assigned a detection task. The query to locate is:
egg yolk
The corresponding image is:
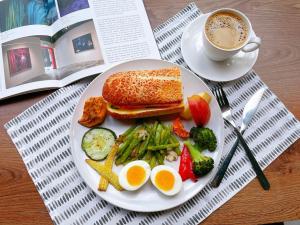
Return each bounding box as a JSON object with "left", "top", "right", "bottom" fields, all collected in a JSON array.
[
  {"left": 127, "top": 165, "right": 146, "bottom": 186},
  {"left": 155, "top": 170, "right": 175, "bottom": 191}
]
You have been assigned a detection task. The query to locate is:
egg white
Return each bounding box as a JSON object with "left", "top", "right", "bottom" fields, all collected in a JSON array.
[
  {"left": 150, "top": 165, "right": 183, "bottom": 196},
  {"left": 119, "top": 160, "right": 151, "bottom": 191}
]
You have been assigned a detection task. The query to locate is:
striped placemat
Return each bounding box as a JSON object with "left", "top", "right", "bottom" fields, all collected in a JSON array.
[{"left": 5, "top": 3, "right": 300, "bottom": 225}]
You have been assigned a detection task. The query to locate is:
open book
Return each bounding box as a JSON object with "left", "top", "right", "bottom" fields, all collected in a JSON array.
[{"left": 0, "top": 0, "right": 161, "bottom": 100}]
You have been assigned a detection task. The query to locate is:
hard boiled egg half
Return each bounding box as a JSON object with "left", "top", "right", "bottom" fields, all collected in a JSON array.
[
  {"left": 119, "top": 160, "right": 151, "bottom": 191},
  {"left": 151, "top": 165, "right": 183, "bottom": 196}
]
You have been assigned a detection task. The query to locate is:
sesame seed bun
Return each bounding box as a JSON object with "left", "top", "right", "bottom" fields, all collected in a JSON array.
[{"left": 102, "top": 67, "right": 183, "bottom": 108}]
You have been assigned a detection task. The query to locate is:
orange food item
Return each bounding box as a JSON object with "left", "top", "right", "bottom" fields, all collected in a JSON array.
[
  {"left": 172, "top": 117, "right": 190, "bottom": 138},
  {"left": 127, "top": 165, "right": 146, "bottom": 186},
  {"left": 155, "top": 170, "right": 175, "bottom": 191},
  {"left": 78, "top": 96, "right": 107, "bottom": 128}
]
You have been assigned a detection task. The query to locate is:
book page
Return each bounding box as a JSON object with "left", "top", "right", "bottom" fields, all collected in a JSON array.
[
  {"left": 0, "top": 0, "right": 60, "bottom": 99},
  {"left": 89, "top": 0, "right": 161, "bottom": 64},
  {"left": 0, "top": 0, "right": 161, "bottom": 99}
]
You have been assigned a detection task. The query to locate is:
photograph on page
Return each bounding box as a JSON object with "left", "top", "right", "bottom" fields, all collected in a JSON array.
[
  {"left": 57, "top": 0, "right": 90, "bottom": 17},
  {"left": 2, "top": 19, "right": 104, "bottom": 89},
  {"left": 0, "top": 0, "right": 58, "bottom": 33}
]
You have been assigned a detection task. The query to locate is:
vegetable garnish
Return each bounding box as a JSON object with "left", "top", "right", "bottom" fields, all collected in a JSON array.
[
  {"left": 172, "top": 117, "right": 189, "bottom": 138},
  {"left": 98, "top": 143, "right": 119, "bottom": 191},
  {"left": 190, "top": 127, "right": 217, "bottom": 152},
  {"left": 86, "top": 159, "right": 123, "bottom": 191},
  {"left": 188, "top": 95, "right": 211, "bottom": 126},
  {"left": 115, "top": 121, "right": 181, "bottom": 169},
  {"left": 179, "top": 145, "right": 197, "bottom": 182},
  {"left": 81, "top": 127, "right": 116, "bottom": 161},
  {"left": 184, "top": 141, "right": 214, "bottom": 177}
]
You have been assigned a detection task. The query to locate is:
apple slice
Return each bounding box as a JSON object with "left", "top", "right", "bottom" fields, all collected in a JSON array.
[
  {"left": 180, "top": 92, "right": 211, "bottom": 120},
  {"left": 187, "top": 95, "right": 211, "bottom": 126}
]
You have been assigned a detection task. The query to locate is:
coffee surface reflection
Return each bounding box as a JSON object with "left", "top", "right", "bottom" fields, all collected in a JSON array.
[{"left": 205, "top": 12, "right": 248, "bottom": 50}]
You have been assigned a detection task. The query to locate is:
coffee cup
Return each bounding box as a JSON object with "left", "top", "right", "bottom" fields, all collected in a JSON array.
[{"left": 202, "top": 8, "right": 261, "bottom": 61}]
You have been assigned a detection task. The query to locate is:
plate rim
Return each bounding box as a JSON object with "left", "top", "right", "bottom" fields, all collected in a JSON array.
[
  {"left": 180, "top": 13, "right": 259, "bottom": 82},
  {"left": 70, "top": 58, "right": 225, "bottom": 212}
]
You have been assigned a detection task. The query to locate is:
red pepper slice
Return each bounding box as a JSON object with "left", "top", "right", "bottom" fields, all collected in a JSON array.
[
  {"left": 179, "top": 145, "right": 197, "bottom": 182},
  {"left": 172, "top": 117, "right": 190, "bottom": 139}
]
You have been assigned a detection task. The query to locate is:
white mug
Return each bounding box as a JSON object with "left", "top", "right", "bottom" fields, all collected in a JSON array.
[{"left": 202, "top": 8, "right": 261, "bottom": 61}]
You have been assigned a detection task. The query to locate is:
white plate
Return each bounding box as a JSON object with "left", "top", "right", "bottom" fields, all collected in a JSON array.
[
  {"left": 181, "top": 14, "right": 259, "bottom": 82},
  {"left": 70, "top": 59, "right": 224, "bottom": 212}
]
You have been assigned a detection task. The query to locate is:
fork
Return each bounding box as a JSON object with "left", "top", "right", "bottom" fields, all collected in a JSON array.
[{"left": 212, "top": 86, "right": 270, "bottom": 190}]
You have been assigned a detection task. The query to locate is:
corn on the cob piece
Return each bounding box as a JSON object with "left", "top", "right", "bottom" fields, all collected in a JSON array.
[
  {"left": 98, "top": 144, "right": 119, "bottom": 191},
  {"left": 86, "top": 159, "right": 123, "bottom": 191}
]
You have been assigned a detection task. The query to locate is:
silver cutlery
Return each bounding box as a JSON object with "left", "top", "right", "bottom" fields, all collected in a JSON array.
[
  {"left": 212, "top": 86, "right": 270, "bottom": 190},
  {"left": 211, "top": 88, "right": 266, "bottom": 187}
]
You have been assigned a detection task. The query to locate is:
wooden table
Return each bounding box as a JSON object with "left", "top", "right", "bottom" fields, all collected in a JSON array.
[{"left": 0, "top": 1, "right": 299, "bottom": 224}]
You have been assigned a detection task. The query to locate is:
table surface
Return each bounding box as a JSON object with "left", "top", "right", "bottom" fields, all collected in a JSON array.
[{"left": 0, "top": 1, "right": 299, "bottom": 225}]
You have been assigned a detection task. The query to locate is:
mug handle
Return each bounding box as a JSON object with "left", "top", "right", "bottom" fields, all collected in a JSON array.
[{"left": 242, "top": 36, "right": 261, "bottom": 52}]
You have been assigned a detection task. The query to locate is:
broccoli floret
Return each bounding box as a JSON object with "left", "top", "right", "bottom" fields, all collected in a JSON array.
[
  {"left": 190, "top": 127, "right": 217, "bottom": 151},
  {"left": 184, "top": 141, "right": 214, "bottom": 177}
]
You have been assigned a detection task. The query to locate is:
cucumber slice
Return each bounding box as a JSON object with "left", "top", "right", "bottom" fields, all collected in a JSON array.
[{"left": 81, "top": 128, "right": 116, "bottom": 160}]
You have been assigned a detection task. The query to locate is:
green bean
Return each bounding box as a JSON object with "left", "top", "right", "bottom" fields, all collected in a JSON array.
[
  {"left": 123, "top": 157, "right": 133, "bottom": 165},
  {"left": 116, "top": 136, "right": 142, "bottom": 165},
  {"left": 149, "top": 121, "right": 158, "bottom": 145},
  {"left": 149, "top": 154, "right": 157, "bottom": 169},
  {"left": 161, "top": 125, "right": 171, "bottom": 144},
  {"left": 170, "top": 134, "right": 180, "bottom": 144},
  {"left": 147, "top": 143, "right": 180, "bottom": 151},
  {"left": 143, "top": 151, "right": 151, "bottom": 160},
  {"left": 131, "top": 144, "right": 140, "bottom": 158},
  {"left": 156, "top": 152, "right": 164, "bottom": 165},
  {"left": 117, "top": 126, "right": 141, "bottom": 156},
  {"left": 138, "top": 135, "right": 150, "bottom": 159},
  {"left": 160, "top": 129, "right": 166, "bottom": 145},
  {"left": 155, "top": 124, "right": 162, "bottom": 145},
  {"left": 143, "top": 123, "right": 152, "bottom": 133},
  {"left": 121, "top": 125, "right": 137, "bottom": 139},
  {"left": 115, "top": 156, "right": 123, "bottom": 166},
  {"left": 167, "top": 134, "right": 181, "bottom": 155},
  {"left": 124, "top": 126, "right": 141, "bottom": 141},
  {"left": 117, "top": 135, "right": 133, "bottom": 156}
]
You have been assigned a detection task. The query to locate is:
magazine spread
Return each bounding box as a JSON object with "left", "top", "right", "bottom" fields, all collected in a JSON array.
[{"left": 0, "top": 0, "right": 161, "bottom": 100}]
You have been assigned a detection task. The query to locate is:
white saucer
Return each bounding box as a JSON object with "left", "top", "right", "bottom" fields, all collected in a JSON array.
[{"left": 181, "top": 14, "right": 259, "bottom": 82}]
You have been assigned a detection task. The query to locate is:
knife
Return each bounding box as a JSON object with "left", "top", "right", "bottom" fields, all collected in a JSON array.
[{"left": 211, "top": 88, "right": 267, "bottom": 188}]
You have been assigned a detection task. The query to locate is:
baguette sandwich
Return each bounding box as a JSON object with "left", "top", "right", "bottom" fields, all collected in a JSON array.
[{"left": 102, "top": 67, "right": 184, "bottom": 119}]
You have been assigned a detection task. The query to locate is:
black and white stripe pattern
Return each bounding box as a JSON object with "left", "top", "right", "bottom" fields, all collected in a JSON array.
[{"left": 5, "top": 3, "right": 300, "bottom": 225}]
